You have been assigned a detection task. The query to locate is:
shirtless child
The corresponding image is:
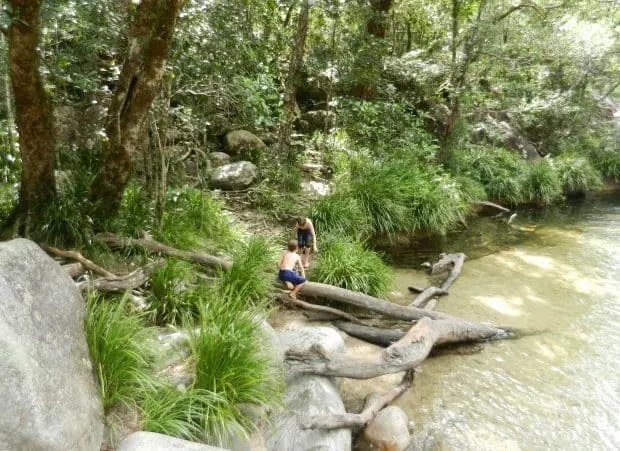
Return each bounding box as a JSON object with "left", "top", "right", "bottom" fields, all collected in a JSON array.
[
  {"left": 278, "top": 239, "right": 307, "bottom": 298},
  {"left": 293, "top": 216, "right": 318, "bottom": 268}
]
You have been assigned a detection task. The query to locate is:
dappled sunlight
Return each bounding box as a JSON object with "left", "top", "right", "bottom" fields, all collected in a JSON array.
[{"left": 474, "top": 296, "right": 524, "bottom": 317}]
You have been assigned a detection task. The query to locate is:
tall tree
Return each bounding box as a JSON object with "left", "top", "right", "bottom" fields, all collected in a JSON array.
[
  {"left": 5, "top": 0, "right": 56, "bottom": 232},
  {"left": 90, "top": 0, "right": 184, "bottom": 218}
]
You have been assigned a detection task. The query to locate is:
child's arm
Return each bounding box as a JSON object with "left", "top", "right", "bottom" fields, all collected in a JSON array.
[
  {"left": 309, "top": 221, "right": 318, "bottom": 252},
  {"left": 296, "top": 254, "right": 306, "bottom": 278}
]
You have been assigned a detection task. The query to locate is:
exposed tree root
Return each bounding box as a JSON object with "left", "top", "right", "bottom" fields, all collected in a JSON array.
[
  {"left": 77, "top": 261, "right": 164, "bottom": 293},
  {"left": 42, "top": 244, "right": 118, "bottom": 279},
  {"left": 62, "top": 262, "right": 86, "bottom": 279},
  {"left": 302, "top": 370, "right": 414, "bottom": 430},
  {"left": 286, "top": 317, "right": 506, "bottom": 379}
]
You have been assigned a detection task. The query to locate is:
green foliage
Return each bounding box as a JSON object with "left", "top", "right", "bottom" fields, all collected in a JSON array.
[
  {"left": 220, "top": 236, "right": 276, "bottom": 306},
  {"left": 110, "top": 184, "right": 155, "bottom": 238},
  {"left": 590, "top": 148, "right": 620, "bottom": 181},
  {"left": 189, "top": 288, "right": 283, "bottom": 435},
  {"left": 147, "top": 259, "right": 197, "bottom": 326},
  {"left": 309, "top": 194, "right": 371, "bottom": 239},
  {"left": 311, "top": 237, "right": 392, "bottom": 297},
  {"left": 85, "top": 294, "right": 154, "bottom": 413},
  {"left": 157, "top": 187, "right": 238, "bottom": 252},
  {"left": 553, "top": 154, "right": 603, "bottom": 194},
  {"left": 141, "top": 386, "right": 239, "bottom": 444},
  {"left": 523, "top": 160, "right": 563, "bottom": 205},
  {"left": 0, "top": 184, "right": 17, "bottom": 225}
]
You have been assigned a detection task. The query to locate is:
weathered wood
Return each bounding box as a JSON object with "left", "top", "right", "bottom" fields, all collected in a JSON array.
[
  {"left": 302, "top": 370, "right": 414, "bottom": 430},
  {"left": 406, "top": 286, "right": 424, "bottom": 294},
  {"left": 333, "top": 322, "right": 405, "bottom": 347},
  {"left": 424, "top": 299, "right": 438, "bottom": 311},
  {"left": 78, "top": 261, "right": 164, "bottom": 293},
  {"left": 409, "top": 287, "right": 448, "bottom": 308},
  {"left": 285, "top": 317, "right": 506, "bottom": 379},
  {"left": 42, "top": 245, "right": 118, "bottom": 279},
  {"left": 276, "top": 291, "right": 366, "bottom": 325},
  {"left": 473, "top": 200, "right": 510, "bottom": 213},
  {"left": 95, "top": 232, "right": 231, "bottom": 271},
  {"left": 62, "top": 262, "right": 86, "bottom": 279}
]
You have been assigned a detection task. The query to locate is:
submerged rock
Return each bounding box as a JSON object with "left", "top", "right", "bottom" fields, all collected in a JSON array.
[
  {"left": 359, "top": 406, "right": 411, "bottom": 451},
  {"left": 210, "top": 161, "right": 258, "bottom": 190},
  {"left": 118, "top": 432, "right": 229, "bottom": 451},
  {"left": 0, "top": 239, "right": 103, "bottom": 450}
]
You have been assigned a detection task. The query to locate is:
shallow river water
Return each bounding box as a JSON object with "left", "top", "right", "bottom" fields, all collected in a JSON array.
[{"left": 384, "top": 189, "right": 620, "bottom": 450}]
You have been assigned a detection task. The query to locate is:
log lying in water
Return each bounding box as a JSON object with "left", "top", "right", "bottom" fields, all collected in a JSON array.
[
  {"left": 409, "top": 286, "right": 448, "bottom": 308},
  {"left": 431, "top": 252, "right": 466, "bottom": 291},
  {"left": 333, "top": 322, "right": 405, "bottom": 347},
  {"left": 286, "top": 317, "right": 506, "bottom": 379}
]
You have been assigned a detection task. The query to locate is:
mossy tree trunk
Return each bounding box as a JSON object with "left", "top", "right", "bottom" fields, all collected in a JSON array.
[
  {"left": 6, "top": 0, "right": 56, "bottom": 233},
  {"left": 90, "top": 0, "right": 183, "bottom": 219},
  {"left": 366, "top": 0, "right": 393, "bottom": 39}
]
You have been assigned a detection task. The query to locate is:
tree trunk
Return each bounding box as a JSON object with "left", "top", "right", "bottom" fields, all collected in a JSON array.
[
  {"left": 366, "top": 0, "right": 393, "bottom": 39},
  {"left": 278, "top": 0, "right": 310, "bottom": 154},
  {"left": 90, "top": 0, "right": 183, "bottom": 218},
  {"left": 7, "top": 0, "right": 56, "bottom": 230}
]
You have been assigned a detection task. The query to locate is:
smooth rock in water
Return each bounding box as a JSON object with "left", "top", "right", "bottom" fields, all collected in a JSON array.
[
  {"left": 210, "top": 161, "right": 258, "bottom": 190},
  {"left": 209, "top": 151, "right": 232, "bottom": 167},
  {"left": 359, "top": 406, "right": 411, "bottom": 451},
  {"left": 118, "top": 432, "right": 229, "bottom": 451},
  {"left": 224, "top": 130, "right": 267, "bottom": 156},
  {"left": 0, "top": 239, "right": 103, "bottom": 450},
  {"left": 264, "top": 375, "right": 351, "bottom": 451}
]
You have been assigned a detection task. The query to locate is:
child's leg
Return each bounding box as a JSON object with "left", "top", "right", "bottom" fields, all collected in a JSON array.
[
  {"left": 303, "top": 246, "right": 311, "bottom": 268},
  {"left": 290, "top": 281, "right": 306, "bottom": 298}
]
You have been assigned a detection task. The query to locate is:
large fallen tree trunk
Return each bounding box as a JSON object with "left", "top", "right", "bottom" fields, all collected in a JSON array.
[
  {"left": 95, "top": 232, "right": 231, "bottom": 271},
  {"left": 275, "top": 291, "right": 367, "bottom": 325},
  {"left": 286, "top": 316, "right": 506, "bottom": 379},
  {"left": 302, "top": 371, "right": 414, "bottom": 430},
  {"left": 77, "top": 261, "right": 164, "bottom": 293},
  {"left": 333, "top": 322, "right": 405, "bottom": 347}
]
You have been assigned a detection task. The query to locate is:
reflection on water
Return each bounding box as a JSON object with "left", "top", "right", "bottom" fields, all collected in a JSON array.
[{"left": 386, "top": 190, "right": 620, "bottom": 450}]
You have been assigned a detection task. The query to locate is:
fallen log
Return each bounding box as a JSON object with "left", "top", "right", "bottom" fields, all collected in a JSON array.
[
  {"left": 406, "top": 286, "right": 424, "bottom": 294},
  {"left": 42, "top": 245, "right": 118, "bottom": 279},
  {"left": 95, "top": 232, "right": 231, "bottom": 271},
  {"left": 303, "top": 311, "right": 376, "bottom": 322},
  {"left": 275, "top": 291, "right": 366, "bottom": 325},
  {"left": 408, "top": 287, "right": 448, "bottom": 308},
  {"left": 62, "top": 262, "right": 86, "bottom": 279},
  {"left": 285, "top": 316, "right": 506, "bottom": 379},
  {"left": 430, "top": 252, "right": 466, "bottom": 291},
  {"left": 78, "top": 261, "right": 164, "bottom": 293},
  {"left": 333, "top": 322, "right": 405, "bottom": 347},
  {"left": 302, "top": 371, "right": 414, "bottom": 430}
]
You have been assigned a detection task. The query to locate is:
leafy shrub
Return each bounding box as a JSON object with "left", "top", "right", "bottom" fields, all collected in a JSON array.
[
  {"left": 189, "top": 288, "right": 282, "bottom": 435},
  {"left": 0, "top": 184, "right": 17, "bottom": 225},
  {"left": 85, "top": 294, "right": 154, "bottom": 412},
  {"left": 553, "top": 155, "right": 603, "bottom": 194},
  {"left": 309, "top": 194, "right": 371, "bottom": 239},
  {"left": 590, "top": 148, "right": 620, "bottom": 181},
  {"left": 220, "top": 236, "right": 276, "bottom": 306},
  {"left": 523, "top": 160, "right": 562, "bottom": 205},
  {"left": 157, "top": 187, "right": 238, "bottom": 252},
  {"left": 147, "top": 259, "right": 197, "bottom": 326},
  {"left": 311, "top": 237, "right": 392, "bottom": 297}
]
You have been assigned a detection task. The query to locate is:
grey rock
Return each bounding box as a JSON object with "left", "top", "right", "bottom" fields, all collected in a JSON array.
[
  {"left": 210, "top": 161, "right": 258, "bottom": 190},
  {"left": 208, "top": 151, "right": 232, "bottom": 167},
  {"left": 279, "top": 326, "right": 345, "bottom": 355},
  {"left": 360, "top": 406, "right": 411, "bottom": 451},
  {"left": 118, "top": 432, "right": 229, "bottom": 451},
  {"left": 224, "top": 130, "right": 267, "bottom": 156},
  {"left": 0, "top": 239, "right": 103, "bottom": 450},
  {"left": 265, "top": 375, "right": 351, "bottom": 451},
  {"left": 260, "top": 320, "right": 284, "bottom": 365}
]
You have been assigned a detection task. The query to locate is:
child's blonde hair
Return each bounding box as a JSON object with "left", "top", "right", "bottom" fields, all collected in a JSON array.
[{"left": 288, "top": 239, "right": 298, "bottom": 251}]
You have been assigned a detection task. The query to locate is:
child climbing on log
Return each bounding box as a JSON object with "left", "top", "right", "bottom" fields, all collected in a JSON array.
[
  {"left": 278, "top": 239, "right": 307, "bottom": 298},
  {"left": 293, "top": 216, "right": 318, "bottom": 268}
]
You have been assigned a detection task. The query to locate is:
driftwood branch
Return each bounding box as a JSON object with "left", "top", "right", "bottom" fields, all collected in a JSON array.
[
  {"left": 286, "top": 317, "right": 506, "bottom": 379},
  {"left": 473, "top": 200, "right": 510, "bottom": 213},
  {"left": 78, "top": 261, "right": 164, "bottom": 293},
  {"left": 409, "top": 287, "right": 448, "bottom": 308},
  {"left": 302, "top": 370, "right": 414, "bottom": 430},
  {"left": 95, "top": 232, "right": 231, "bottom": 271},
  {"left": 42, "top": 245, "right": 118, "bottom": 279},
  {"left": 430, "top": 253, "right": 466, "bottom": 291}
]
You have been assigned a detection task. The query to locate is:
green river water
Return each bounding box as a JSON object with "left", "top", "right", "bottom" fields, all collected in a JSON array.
[{"left": 381, "top": 187, "right": 620, "bottom": 450}]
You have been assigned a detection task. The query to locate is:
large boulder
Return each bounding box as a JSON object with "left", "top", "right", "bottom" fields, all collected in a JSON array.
[
  {"left": 0, "top": 239, "right": 103, "bottom": 450},
  {"left": 359, "top": 406, "right": 411, "bottom": 451},
  {"left": 279, "top": 326, "right": 345, "bottom": 355},
  {"left": 224, "top": 130, "right": 267, "bottom": 156},
  {"left": 118, "top": 432, "right": 229, "bottom": 451},
  {"left": 210, "top": 161, "right": 258, "bottom": 190},
  {"left": 264, "top": 375, "right": 351, "bottom": 451},
  {"left": 208, "top": 151, "right": 232, "bottom": 167}
]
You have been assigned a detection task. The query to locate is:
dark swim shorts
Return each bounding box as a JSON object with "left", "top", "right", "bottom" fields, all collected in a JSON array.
[
  {"left": 279, "top": 270, "right": 306, "bottom": 286},
  {"left": 297, "top": 229, "right": 313, "bottom": 248}
]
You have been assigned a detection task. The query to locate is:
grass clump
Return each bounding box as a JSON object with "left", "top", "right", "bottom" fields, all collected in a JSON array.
[
  {"left": 157, "top": 187, "right": 238, "bottom": 252},
  {"left": 189, "top": 287, "right": 283, "bottom": 436},
  {"left": 85, "top": 293, "right": 154, "bottom": 412},
  {"left": 553, "top": 154, "right": 603, "bottom": 195},
  {"left": 309, "top": 194, "right": 371, "bottom": 239},
  {"left": 0, "top": 184, "right": 17, "bottom": 225},
  {"left": 523, "top": 160, "right": 562, "bottom": 205},
  {"left": 311, "top": 236, "right": 392, "bottom": 297},
  {"left": 147, "top": 259, "right": 197, "bottom": 326},
  {"left": 590, "top": 148, "right": 620, "bottom": 181},
  {"left": 110, "top": 183, "right": 155, "bottom": 237}
]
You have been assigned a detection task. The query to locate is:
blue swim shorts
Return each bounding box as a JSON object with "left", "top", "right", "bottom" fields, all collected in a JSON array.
[
  {"left": 279, "top": 270, "right": 306, "bottom": 286},
  {"left": 297, "top": 229, "right": 313, "bottom": 248}
]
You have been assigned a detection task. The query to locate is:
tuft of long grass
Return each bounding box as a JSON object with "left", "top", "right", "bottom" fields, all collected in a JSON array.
[
  {"left": 110, "top": 183, "right": 155, "bottom": 237},
  {"left": 140, "top": 385, "right": 240, "bottom": 444},
  {"left": 85, "top": 293, "right": 154, "bottom": 412},
  {"left": 309, "top": 193, "right": 372, "bottom": 239},
  {"left": 553, "top": 154, "right": 603, "bottom": 195},
  {"left": 157, "top": 187, "right": 238, "bottom": 252},
  {"left": 147, "top": 259, "right": 197, "bottom": 326},
  {"left": 189, "top": 287, "right": 283, "bottom": 436},
  {"left": 523, "top": 160, "right": 562, "bottom": 205},
  {"left": 590, "top": 148, "right": 620, "bottom": 182},
  {"left": 220, "top": 236, "right": 276, "bottom": 306},
  {"left": 311, "top": 236, "right": 392, "bottom": 297}
]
